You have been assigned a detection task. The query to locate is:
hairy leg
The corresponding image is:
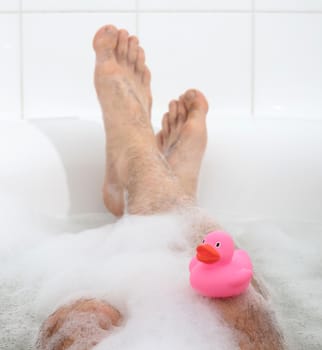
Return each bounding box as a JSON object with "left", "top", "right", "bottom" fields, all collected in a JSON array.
[
  {"left": 189, "top": 214, "right": 285, "bottom": 349},
  {"left": 94, "top": 25, "right": 189, "bottom": 216},
  {"left": 37, "top": 25, "right": 189, "bottom": 350},
  {"left": 36, "top": 299, "right": 121, "bottom": 350},
  {"left": 215, "top": 291, "right": 284, "bottom": 349},
  {"left": 107, "top": 88, "right": 209, "bottom": 214},
  {"left": 38, "top": 25, "right": 285, "bottom": 350},
  {"left": 155, "top": 91, "right": 285, "bottom": 348}
]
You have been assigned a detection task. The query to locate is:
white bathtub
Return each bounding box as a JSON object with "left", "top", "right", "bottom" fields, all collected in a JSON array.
[
  {"left": 0, "top": 118, "right": 321, "bottom": 349},
  {"left": 1, "top": 118, "right": 321, "bottom": 219}
]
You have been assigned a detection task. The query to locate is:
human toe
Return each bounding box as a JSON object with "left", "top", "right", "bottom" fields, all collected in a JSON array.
[
  {"left": 93, "top": 25, "right": 118, "bottom": 56},
  {"left": 162, "top": 112, "right": 170, "bottom": 137},
  {"left": 128, "top": 36, "right": 139, "bottom": 66},
  {"left": 168, "top": 100, "right": 178, "bottom": 127},
  {"left": 135, "top": 47, "right": 146, "bottom": 74},
  {"left": 182, "top": 89, "right": 208, "bottom": 114},
  {"left": 116, "top": 29, "right": 129, "bottom": 61}
]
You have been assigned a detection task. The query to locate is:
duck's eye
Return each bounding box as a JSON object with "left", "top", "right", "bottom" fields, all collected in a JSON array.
[
  {"left": 202, "top": 239, "right": 205, "bottom": 244},
  {"left": 215, "top": 242, "right": 221, "bottom": 248}
]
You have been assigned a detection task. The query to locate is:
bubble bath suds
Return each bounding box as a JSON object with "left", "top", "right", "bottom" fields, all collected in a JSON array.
[
  {"left": 0, "top": 198, "right": 238, "bottom": 350},
  {"left": 0, "top": 196, "right": 321, "bottom": 349}
]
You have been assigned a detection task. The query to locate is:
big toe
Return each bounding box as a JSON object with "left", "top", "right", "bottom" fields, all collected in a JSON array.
[
  {"left": 182, "top": 89, "right": 209, "bottom": 114},
  {"left": 93, "top": 24, "right": 118, "bottom": 57}
]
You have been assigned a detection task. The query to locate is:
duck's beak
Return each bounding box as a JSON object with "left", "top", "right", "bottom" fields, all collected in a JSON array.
[{"left": 196, "top": 244, "right": 220, "bottom": 264}]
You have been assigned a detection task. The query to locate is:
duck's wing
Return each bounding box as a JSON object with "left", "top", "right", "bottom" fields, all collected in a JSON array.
[
  {"left": 229, "top": 268, "right": 253, "bottom": 288},
  {"left": 233, "top": 249, "right": 253, "bottom": 270}
]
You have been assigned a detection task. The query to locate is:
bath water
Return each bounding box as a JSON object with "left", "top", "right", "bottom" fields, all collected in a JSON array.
[{"left": 0, "top": 195, "right": 321, "bottom": 349}]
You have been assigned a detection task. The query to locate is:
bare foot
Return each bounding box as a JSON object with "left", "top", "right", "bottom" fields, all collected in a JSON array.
[
  {"left": 36, "top": 299, "right": 122, "bottom": 350},
  {"left": 156, "top": 89, "right": 208, "bottom": 199},
  {"left": 93, "top": 25, "right": 153, "bottom": 216}
]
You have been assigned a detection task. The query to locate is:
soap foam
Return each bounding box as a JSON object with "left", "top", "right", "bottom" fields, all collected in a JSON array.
[
  {"left": 228, "top": 220, "right": 322, "bottom": 349},
  {"left": 0, "top": 202, "right": 237, "bottom": 350},
  {"left": 1, "top": 197, "right": 321, "bottom": 349}
]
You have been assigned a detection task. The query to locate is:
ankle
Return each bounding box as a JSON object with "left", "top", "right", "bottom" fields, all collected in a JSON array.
[{"left": 112, "top": 138, "right": 158, "bottom": 186}]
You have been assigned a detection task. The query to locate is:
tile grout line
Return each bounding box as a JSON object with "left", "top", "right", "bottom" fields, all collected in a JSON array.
[
  {"left": 135, "top": 0, "right": 140, "bottom": 36},
  {"left": 2, "top": 9, "right": 322, "bottom": 14},
  {"left": 250, "top": 0, "right": 255, "bottom": 118},
  {"left": 18, "top": 0, "right": 24, "bottom": 120}
]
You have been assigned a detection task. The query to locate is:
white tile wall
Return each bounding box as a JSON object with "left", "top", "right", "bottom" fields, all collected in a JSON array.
[
  {"left": 138, "top": 0, "right": 251, "bottom": 11},
  {"left": 0, "top": 15, "right": 20, "bottom": 120},
  {"left": 0, "top": 0, "right": 20, "bottom": 11},
  {"left": 23, "top": 14, "right": 136, "bottom": 119},
  {"left": 255, "top": 14, "right": 322, "bottom": 119},
  {"left": 256, "top": 0, "right": 322, "bottom": 11},
  {"left": 22, "top": 0, "right": 136, "bottom": 11},
  {"left": 1, "top": 1, "right": 322, "bottom": 121},
  {"left": 139, "top": 13, "right": 251, "bottom": 123}
]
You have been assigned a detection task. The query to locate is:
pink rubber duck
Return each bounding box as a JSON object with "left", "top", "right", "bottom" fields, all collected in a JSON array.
[{"left": 189, "top": 231, "right": 253, "bottom": 298}]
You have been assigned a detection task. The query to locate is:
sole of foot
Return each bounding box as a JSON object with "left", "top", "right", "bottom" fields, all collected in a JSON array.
[
  {"left": 156, "top": 89, "right": 209, "bottom": 199},
  {"left": 93, "top": 25, "right": 154, "bottom": 216}
]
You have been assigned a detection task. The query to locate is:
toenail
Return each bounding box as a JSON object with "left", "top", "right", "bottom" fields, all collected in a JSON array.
[
  {"left": 105, "top": 26, "right": 114, "bottom": 32},
  {"left": 186, "top": 90, "right": 196, "bottom": 99}
]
